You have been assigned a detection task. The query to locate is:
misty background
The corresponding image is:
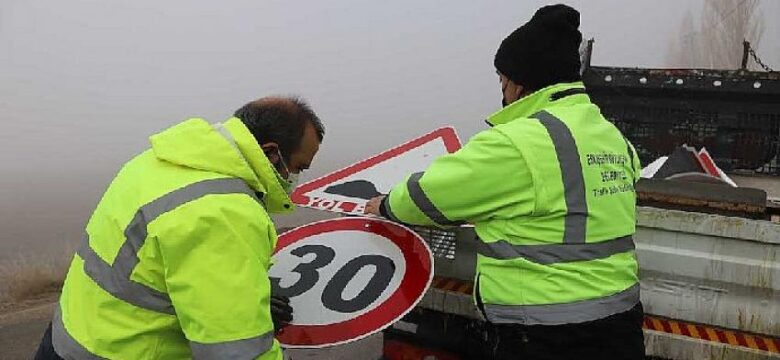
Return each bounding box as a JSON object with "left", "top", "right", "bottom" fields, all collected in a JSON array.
[{"left": 1, "top": 0, "right": 779, "bottom": 263}]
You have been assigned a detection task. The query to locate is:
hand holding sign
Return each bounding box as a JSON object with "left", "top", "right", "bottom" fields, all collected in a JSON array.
[
  {"left": 270, "top": 295, "right": 293, "bottom": 332},
  {"left": 268, "top": 217, "right": 433, "bottom": 348},
  {"left": 363, "top": 195, "right": 385, "bottom": 216}
]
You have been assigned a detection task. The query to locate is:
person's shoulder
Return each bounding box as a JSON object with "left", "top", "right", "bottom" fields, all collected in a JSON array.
[
  {"left": 489, "top": 115, "right": 545, "bottom": 144},
  {"left": 469, "top": 126, "right": 515, "bottom": 145},
  {"left": 162, "top": 178, "right": 267, "bottom": 223},
  {"left": 461, "top": 126, "right": 527, "bottom": 160}
]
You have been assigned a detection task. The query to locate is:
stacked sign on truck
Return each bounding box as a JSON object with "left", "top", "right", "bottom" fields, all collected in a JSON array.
[{"left": 640, "top": 144, "right": 737, "bottom": 186}]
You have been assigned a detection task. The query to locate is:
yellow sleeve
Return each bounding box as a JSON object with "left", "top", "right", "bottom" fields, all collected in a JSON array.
[
  {"left": 155, "top": 193, "right": 282, "bottom": 360},
  {"left": 383, "top": 128, "right": 535, "bottom": 226}
]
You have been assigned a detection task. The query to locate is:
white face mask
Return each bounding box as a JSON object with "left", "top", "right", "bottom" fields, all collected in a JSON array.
[
  {"left": 276, "top": 149, "right": 299, "bottom": 194},
  {"left": 285, "top": 172, "right": 300, "bottom": 193}
]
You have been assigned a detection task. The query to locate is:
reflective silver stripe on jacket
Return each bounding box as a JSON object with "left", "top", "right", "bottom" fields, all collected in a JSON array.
[
  {"left": 52, "top": 305, "right": 106, "bottom": 360},
  {"left": 483, "top": 283, "right": 640, "bottom": 325},
  {"left": 534, "top": 110, "right": 588, "bottom": 244},
  {"left": 402, "top": 172, "right": 465, "bottom": 226},
  {"left": 476, "top": 235, "right": 634, "bottom": 264},
  {"left": 190, "top": 331, "right": 275, "bottom": 360},
  {"left": 477, "top": 110, "right": 639, "bottom": 325},
  {"left": 77, "top": 177, "right": 259, "bottom": 314},
  {"left": 477, "top": 111, "right": 635, "bottom": 264}
]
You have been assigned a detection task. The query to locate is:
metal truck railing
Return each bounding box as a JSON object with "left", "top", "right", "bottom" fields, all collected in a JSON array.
[{"left": 581, "top": 39, "right": 780, "bottom": 176}]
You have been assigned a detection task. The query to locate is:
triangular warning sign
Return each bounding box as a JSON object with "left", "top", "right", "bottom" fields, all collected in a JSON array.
[{"left": 291, "top": 127, "right": 461, "bottom": 215}]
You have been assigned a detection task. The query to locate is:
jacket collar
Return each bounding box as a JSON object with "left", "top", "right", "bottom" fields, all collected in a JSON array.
[
  {"left": 486, "top": 82, "right": 587, "bottom": 127},
  {"left": 220, "top": 117, "right": 295, "bottom": 214}
]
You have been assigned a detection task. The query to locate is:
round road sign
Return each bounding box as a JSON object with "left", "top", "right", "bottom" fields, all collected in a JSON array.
[{"left": 269, "top": 217, "right": 433, "bottom": 348}]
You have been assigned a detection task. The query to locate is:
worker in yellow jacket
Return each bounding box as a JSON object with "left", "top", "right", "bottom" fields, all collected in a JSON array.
[
  {"left": 34, "top": 97, "right": 324, "bottom": 359},
  {"left": 366, "top": 4, "right": 645, "bottom": 359}
]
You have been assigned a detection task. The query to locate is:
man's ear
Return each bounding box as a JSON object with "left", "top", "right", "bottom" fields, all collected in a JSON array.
[
  {"left": 261, "top": 142, "right": 280, "bottom": 163},
  {"left": 512, "top": 80, "right": 525, "bottom": 99}
]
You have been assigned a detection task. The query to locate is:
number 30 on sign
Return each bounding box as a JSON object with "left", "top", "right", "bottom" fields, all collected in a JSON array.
[{"left": 269, "top": 217, "right": 433, "bottom": 348}]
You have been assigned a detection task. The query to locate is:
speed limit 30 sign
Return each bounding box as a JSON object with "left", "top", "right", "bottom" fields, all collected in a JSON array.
[{"left": 268, "top": 217, "right": 433, "bottom": 348}]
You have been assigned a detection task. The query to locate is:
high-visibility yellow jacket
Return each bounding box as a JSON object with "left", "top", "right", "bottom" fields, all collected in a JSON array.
[
  {"left": 382, "top": 82, "right": 642, "bottom": 325},
  {"left": 53, "top": 117, "right": 294, "bottom": 359}
]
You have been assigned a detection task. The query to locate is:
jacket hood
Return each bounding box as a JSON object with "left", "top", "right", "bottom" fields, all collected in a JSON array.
[{"left": 149, "top": 117, "right": 295, "bottom": 214}]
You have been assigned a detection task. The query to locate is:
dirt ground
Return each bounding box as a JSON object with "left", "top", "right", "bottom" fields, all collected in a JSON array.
[
  {"left": 0, "top": 295, "right": 383, "bottom": 360},
  {"left": 0, "top": 294, "right": 58, "bottom": 360}
]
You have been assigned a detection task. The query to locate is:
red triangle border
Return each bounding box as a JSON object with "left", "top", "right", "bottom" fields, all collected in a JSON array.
[{"left": 291, "top": 127, "right": 462, "bottom": 208}]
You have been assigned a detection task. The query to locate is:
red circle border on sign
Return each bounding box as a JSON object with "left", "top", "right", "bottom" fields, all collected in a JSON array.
[{"left": 273, "top": 217, "right": 433, "bottom": 348}]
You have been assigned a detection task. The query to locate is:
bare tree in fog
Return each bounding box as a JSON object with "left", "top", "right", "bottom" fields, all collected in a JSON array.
[{"left": 667, "top": 0, "right": 765, "bottom": 69}]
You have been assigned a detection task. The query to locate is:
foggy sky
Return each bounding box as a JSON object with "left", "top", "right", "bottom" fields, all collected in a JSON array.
[{"left": 1, "top": 0, "right": 779, "bottom": 261}]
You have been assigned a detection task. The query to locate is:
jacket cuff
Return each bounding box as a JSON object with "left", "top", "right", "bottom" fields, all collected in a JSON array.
[{"left": 379, "top": 196, "right": 399, "bottom": 222}]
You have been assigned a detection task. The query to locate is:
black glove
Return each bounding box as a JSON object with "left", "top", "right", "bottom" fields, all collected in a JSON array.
[{"left": 271, "top": 295, "right": 293, "bottom": 332}]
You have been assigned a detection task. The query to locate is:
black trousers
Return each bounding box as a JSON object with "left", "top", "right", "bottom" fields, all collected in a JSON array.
[
  {"left": 34, "top": 323, "right": 64, "bottom": 360},
  {"left": 489, "top": 303, "right": 646, "bottom": 360}
]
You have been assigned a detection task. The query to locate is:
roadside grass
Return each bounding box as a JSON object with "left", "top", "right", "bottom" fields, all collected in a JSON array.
[{"left": 0, "top": 254, "right": 71, "bottom": 308}]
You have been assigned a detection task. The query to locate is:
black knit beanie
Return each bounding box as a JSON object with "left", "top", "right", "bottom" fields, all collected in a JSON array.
[{"left": 494, "top": 4, "right": 583, "bottom": 91}]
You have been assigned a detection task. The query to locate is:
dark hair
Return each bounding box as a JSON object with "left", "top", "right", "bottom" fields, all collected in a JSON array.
[{"left": 234, "top": 97, "right": 324, "bottom": 160}]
